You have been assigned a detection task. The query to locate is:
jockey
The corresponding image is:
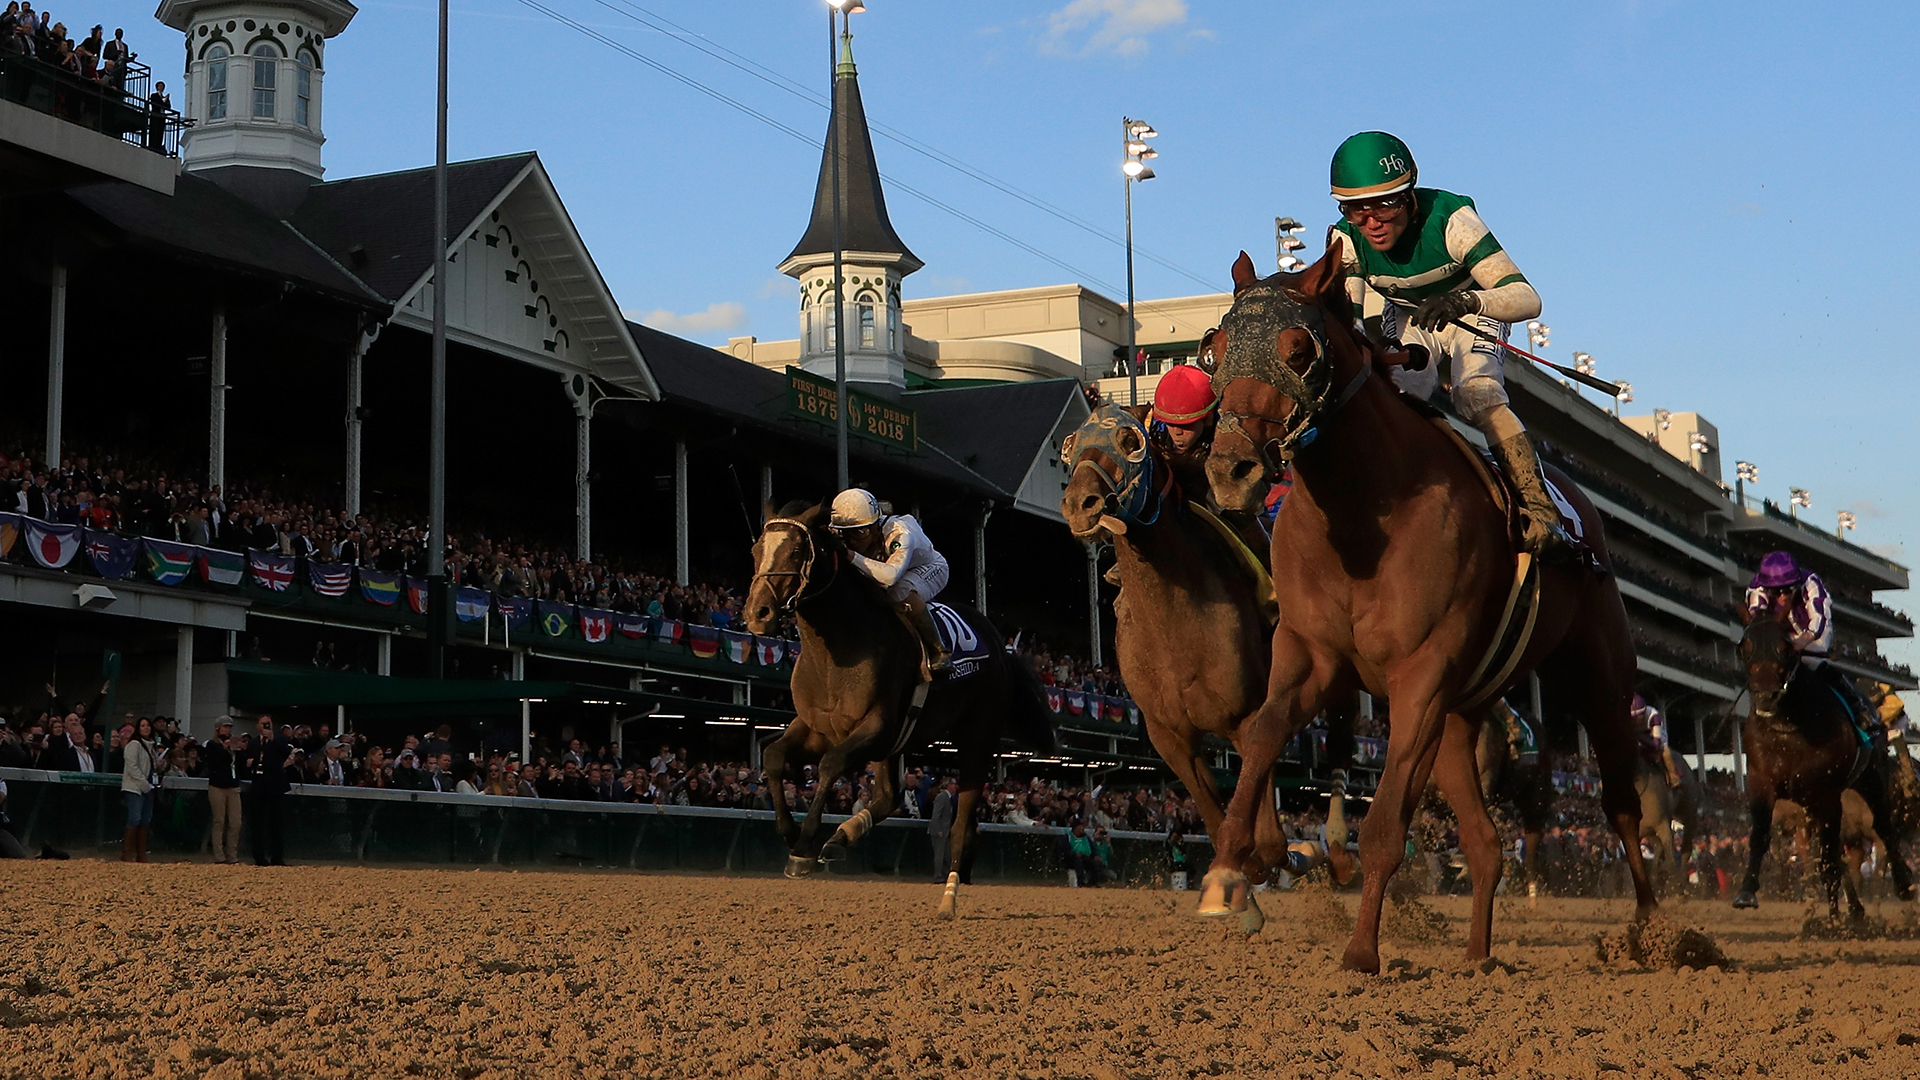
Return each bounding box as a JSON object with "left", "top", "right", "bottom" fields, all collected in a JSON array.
[
  {"left": 830, "top": 488, "right": 953, "bottom": 677},
  {"left": 1149, "top": 362, "right": 1218, "bottom": 465},
  {"left": 1631, "top": 694, "right": 1682, "bottom": 788},
  {"left": 1325, "top": 131, "right": 1573, "bottom": 562},
  {"left": 1745, "top": 550, "right": 1882, "bottom": 748}
]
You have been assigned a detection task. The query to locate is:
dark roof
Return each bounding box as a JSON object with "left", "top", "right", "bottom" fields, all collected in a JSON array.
[
  {"left": 289, "top": 153, "right": 534, "bottom": 301},
  {"left": 782, "top": 52, "right": 920, "bottom": 271},
  {"left": 66, "top": 172, "right": 385, "bottom": 307},
  {"left": 626, "top": 320, "right": 1004, "bottom": 495},
  {"left": 908, "top": 380, "right": 1082, "bottom": 493}
]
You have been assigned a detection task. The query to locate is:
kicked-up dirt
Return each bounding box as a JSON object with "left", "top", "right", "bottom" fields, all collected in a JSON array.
[{"left": 3, "top": 861, "right": 1920, "bottom": 1079}]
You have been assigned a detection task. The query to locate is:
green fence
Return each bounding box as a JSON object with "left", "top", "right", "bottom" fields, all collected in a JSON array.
[{"left": 0, "top": 769, "right": 1210, "bottom": 885}]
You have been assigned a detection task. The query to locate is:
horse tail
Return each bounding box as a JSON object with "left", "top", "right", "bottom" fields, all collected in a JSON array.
[{"left": 1002, "top": 649, "right": 1061, "bottom": 755}]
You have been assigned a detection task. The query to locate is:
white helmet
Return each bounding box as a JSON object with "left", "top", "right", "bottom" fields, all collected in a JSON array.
[{"left": 830, "top": 488, "right": 884, "bottom": 530}]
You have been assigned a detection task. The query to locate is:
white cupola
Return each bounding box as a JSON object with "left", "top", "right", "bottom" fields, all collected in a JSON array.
[{"left": 157, "top": 0, "right": 356, "bottom": 210}]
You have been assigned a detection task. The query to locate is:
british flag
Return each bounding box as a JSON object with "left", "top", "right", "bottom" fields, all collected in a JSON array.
[{"left": 249, "top": 550, "right": 295, "bottom": 591}]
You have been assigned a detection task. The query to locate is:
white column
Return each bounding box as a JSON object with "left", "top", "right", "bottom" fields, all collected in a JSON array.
[
  {"left": 173, "top": 626, "right": 194, "bottom": 731},
  {"left": 376, "top": 633, "right": 392, "bottom": 676},
  {"left": 975, "top": 504, "right": 993, "bottom": 614},
  {"left": 44, "top": 264, "right": 66, "bottom": 467},
  {"left": 1086, "top": 542, "right": 1103, "bottom": 665},
  {"left": 337, "top": 704, "right": 347, "bottom": 736},
  {"left": 509, "top": 649, "right": 525, "bottom": 681},
  {"left": 344, "top": 328, "right": 369, "bottom": 518},
  {"left": 520, "top": 699, "right": 531, "bottom": 763},
  {"left": 208, "top": 307, "right": 229, "bottom": 491},
  {"left": 1694, "top": 711, "right": 1707, "bottom": 774},
  {"left": 574, "top": 404, "right": 592, "bottom": 560},
  {"left": 674, "top": 437, "right": 690, "bottom": 587},
  {"left": 759, "top": 463, "right": 774, "bottom": 518}
]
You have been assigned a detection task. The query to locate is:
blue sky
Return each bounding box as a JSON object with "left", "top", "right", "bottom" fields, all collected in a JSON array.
[{"left": 118, "top": 1, "right": 1920, "bottom": 655}]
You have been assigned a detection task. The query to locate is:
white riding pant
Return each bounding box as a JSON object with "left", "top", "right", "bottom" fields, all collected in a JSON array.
[
  {"left": 889, "top": 558, "right": 949, "bottom": 605},
  {"left": 1380, "top": 304, "right": 1512, "bottom": 426}
]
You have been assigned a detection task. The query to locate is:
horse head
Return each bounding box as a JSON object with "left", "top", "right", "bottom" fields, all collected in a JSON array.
[
  {"left": 1739, "top": 614, "right": 1797, "bottom": 721},
  {"left": 1059, "top": 403, "right": 1159, "bottom": 540},
  {"left": 746, "top": 499, "right": 836, "bottom": 634},
  {"left": 1202, "top": 247, "right": 1364, "bottom": 511}
]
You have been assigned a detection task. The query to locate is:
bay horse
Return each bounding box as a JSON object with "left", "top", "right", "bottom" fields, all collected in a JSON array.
[
  {"left": 1199, "top": 247, "right": 1656, "bottom": 973},
  {"left": 1732, "top": 615, "right": 1915, "bottom": 917},
  {"left": 1058, "top": 403, "right": 1361, "bottom": 931},
  {"left": 743, "top": 500, "right": 1057, "bottom": 918},
  {"left": 1474, "top": 704, "right": 1557, "bottom": 887},
  {"left": 1636, "top": 752, "right": 1702, "bottom": 891}
]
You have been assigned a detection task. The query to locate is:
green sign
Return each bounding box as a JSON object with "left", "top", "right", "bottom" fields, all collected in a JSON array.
[{"left": 785, "top": 367, "right": 917, "bottom": 452}]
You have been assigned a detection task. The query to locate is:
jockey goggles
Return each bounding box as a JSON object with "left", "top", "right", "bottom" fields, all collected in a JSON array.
[{"left": 1338, "top": 193, "right": 1411, "bottom": 223}]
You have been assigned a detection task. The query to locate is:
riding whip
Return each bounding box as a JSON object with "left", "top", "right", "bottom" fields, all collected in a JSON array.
[{"left": 1446, "top": 319, "right": 1623, "bottom": 395}]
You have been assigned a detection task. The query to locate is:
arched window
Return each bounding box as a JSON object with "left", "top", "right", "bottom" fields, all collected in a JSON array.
[
  {"left": 206, "top": 44, "right": 229, "bottom": 120},
  {"left": 888, "top": 303, "right": 900, "bottom": 352},
  {"left": 251, "top": 43, "right": 279, "bottom": 119},
  {"left": 857, "top": 295, "right": 877, "bottom": 349},
  {"left": 294, "top": 52, "right": 314, "bottom": 127}
]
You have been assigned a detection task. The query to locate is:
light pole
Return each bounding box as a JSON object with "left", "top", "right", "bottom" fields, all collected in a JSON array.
[
  {"left": 1789, "top": 486, "right": 1811, "bottom": 520},
  {"left": 1838, "top": 510, "right": 1857, "bottom": 540},
  {"left": 1734, "top": 460, "right": 1758, "bottom": 508},
  {"left": 428, "top": 0, "right": 450, "bottom": 676},
  {"left": 827, "top": 0, "right": 865, "bottom": 491},
  {"left": 1612, "top": 380, "right": 1632, "bottom": 419},
  {"left": 1122, "top": 117, "right": 1157, "bottom": 407}
]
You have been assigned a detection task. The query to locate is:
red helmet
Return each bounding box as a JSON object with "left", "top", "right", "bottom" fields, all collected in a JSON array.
[{"left": 1152, "top": 364, "right": 1218, "bottom": 425}]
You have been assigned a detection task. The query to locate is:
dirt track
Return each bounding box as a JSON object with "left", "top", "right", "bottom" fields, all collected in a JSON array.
[{"left": 4, "top": 862, "right": 1920, "bottom": 1079}]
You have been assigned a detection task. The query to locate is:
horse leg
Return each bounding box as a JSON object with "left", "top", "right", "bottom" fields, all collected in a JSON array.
[
  {"left": 1735, "top": 779, "right": 1774, "bottom": 908},
  {"left": 937, "top": 785, "right": 983, "bottom": 921},
  {"left": 1322, "top": 691, "right": 1360, "bottom": 887},
  {"left": 1584, "top": 707, "right": 1660, "bottom": 922},
  {"left": 1430, "top": 711, "right": 1502, "bottom": 962},
  {"left": 821, "top": 756, "right": 897, "bottom": 868},
  {"left": 1811, "top": 793, "right": 1847, "bottom": 921},
  {"left": 763, "top": 726, "right": 808, "bottom": 851},
  {"left": 1853, "top": 769, "right": 1918, "bottom": 901},
  {"left": 1142, "top": 720, "right": 1227, "bottom": 855},
  {"left": 788, "top": 717, "right": 888, "bottom": 876},
  {"left": 1343, "top": 675, "right": 1449, "bottom": 975}
]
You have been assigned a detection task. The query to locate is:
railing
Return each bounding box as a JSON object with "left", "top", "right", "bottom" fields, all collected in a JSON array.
[
  {"left": 1631, "top": 634, "right": 1742, "bottom": 686},
  {"left": 0, "top": 53, "right": 190, "bottom": 156}
]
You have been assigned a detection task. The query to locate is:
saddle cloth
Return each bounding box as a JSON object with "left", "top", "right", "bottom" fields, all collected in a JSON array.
[
  {"left": 928, "top": 602, "right": 990, "bottom": 680},
  {"left": 1426, "top": 417, "right": 1600, "bottom": 567}
]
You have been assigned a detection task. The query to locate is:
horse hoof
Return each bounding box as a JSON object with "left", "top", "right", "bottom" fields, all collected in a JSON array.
[
  {"left": 935, "top": 872, "right": 959, "bottom": 921},
  {"left": 1237, "top": 899, "right": 1266, "bottom": 936},
  {"left": 820, "top": 842, "right": 850, "bottom": 868},
  {"left": 1900, "top": 886, "right": 1918, "bottom": 903},
  {"left": 1731, "top": 892, "right": 1759, "bottom": 910},
  {"left": 1340, "top": 941, "right": 1382, "bottom": 975},
  {"left": 784, "top": 855, "right": 818, "bottom": 879},
  {"left": 1195, "top": 870, "right": 1244, "bottom": 919}
]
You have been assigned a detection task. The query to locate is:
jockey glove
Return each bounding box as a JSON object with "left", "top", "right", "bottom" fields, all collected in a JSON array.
[{"left": 1411, "top": 290, "right": 1480, "bottom": 331}]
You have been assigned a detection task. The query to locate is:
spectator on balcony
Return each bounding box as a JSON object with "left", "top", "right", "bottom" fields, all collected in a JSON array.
[
  {"left": 100, "top": 25, "right": 127, "bottom": 87},
  {"left": 0, "top": 7, "right": 21, "bottom": 57},
  {"left": 74, "top": 23, "right": 96, "bottom": 78}
]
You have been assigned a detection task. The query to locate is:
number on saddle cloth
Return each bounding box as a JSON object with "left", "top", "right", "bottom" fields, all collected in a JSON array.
[{"left": 927, "top": 603, "right": 989, "bottom": 680}]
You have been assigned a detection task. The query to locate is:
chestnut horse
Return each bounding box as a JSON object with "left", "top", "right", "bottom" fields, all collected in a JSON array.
[
  {"left": 1058, "top": 403, "right": 1360, "bottom": 930},
  {"left": 1200, "top": 248, "right": 1655, "bottom": 973},
  {"left": 743, "top": 500, "right": 1057, "bottom": 918},
  {"left": 1732, "top": 615, "right": 1915, "bottom": 917}
]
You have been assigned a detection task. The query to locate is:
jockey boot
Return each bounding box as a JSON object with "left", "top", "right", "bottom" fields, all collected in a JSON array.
[
  {"left": 1489, "top": 431, "right": 1577, "bottom": 566},
  {"left": 899, "top": 596, "right": 952, "bottom": 679}
]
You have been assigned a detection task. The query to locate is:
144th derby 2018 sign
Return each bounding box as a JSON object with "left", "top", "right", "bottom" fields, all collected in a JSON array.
[{"left": 785, "top": 367, "right": 917, "bottom": 452}]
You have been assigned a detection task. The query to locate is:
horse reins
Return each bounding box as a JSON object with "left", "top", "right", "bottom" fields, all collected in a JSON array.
[{"left": 754, "top": 518, "right": 837, "bottom": 612}]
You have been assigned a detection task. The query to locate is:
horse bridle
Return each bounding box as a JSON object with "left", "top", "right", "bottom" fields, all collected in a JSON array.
[
  {"left": 1203, "top": 295, "right": 1370, "bottom": 476},
  {"left": 753, "top": 518, "right": 837, "bottom": 612}
]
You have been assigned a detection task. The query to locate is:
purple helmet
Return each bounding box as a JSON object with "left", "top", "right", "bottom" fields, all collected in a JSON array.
[
  {"left": 1753, "top": 550, "right": 1806, "bottom": 590},
  {"left": 1630, "top": 693, "right": 1648, "bottom": 714}
]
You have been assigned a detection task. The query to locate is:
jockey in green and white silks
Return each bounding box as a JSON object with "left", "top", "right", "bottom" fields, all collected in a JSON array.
[{"left": 1325, "top": 131, "right": 1572, "bottom": 560}]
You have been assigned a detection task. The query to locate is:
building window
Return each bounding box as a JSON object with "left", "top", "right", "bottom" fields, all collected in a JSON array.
[
  {"left": 824, "top": 304, "right": 837, "bottom": 350},
  {"left": 252, "top": 44, "right": 278, "bottom": 119},
  {"left": 295, "top": 54, "right": 313, "bottom": 127},
  {"left": 206, "top": 45, "right": 229, "bottom": 119},
  {"left": 858, "top": 303, "right": 876, "bottom": 349},
  {"left": 888, "top": 305, "right": 899, "bottom": 351}
]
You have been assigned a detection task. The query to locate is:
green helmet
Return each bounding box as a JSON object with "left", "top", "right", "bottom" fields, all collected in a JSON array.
[{"left": 1330, "top": 131, "right": 1416, "bottom": 202}]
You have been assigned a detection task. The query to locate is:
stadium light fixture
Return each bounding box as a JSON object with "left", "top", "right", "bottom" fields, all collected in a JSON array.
[
  {"left": 1127, "top": 120, "right": 1157, "bottom": 139},
  {"left": 1733, "top": 460, "right": 1758, "bottom": 508},
  {"left": 1572, "top": 351, "right": 1596, "bottom": 375},
  {"left": 1526, "top": 321, "right": 1550, "bottom": 350},
  {"left": 1688, "top": 431, "right": 1712, "bottom": 455},
  {"left": 1837, "top": 510, "right": 1857, "bottom": 538},
  {"left": 1789, "top": 487, "right": 1811, "bottom": 519},
  {"left": 1277, "top": 216, "right": 1307, "bottom": 272},
  {"left": 1653, "top": 408, "right": 1673, "bottom": 433},
  {"left": 1120, "top": 117, "right": 1160, "bottom": 408},
  {"left": 828, "top": 0, "right": 865, "bottom": 11}
]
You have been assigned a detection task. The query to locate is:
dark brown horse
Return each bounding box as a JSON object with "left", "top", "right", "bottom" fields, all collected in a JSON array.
[
  {"left": 1199, "top": 248, "right": 1655, "bottom": 972},
  {"left": 1058, "top": 403, "right": 1361, "bottom": 931},
  {"left": 1732, "top": 616, "right": 1915, "bottom": 917},
  {"left": 1474, "top": 703, "right": 1557, "bottom": 887},
  {"left": 743, "top": 500, "right": 1056, "bottom": 918}
]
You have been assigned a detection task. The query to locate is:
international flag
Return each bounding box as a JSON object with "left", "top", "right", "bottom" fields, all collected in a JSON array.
[
  {"left": 82, "top": 530, "right": 138, "bottom": 580},
  {"left": 753, "top": 636, "right": 785, "bottom": 666},
  {"left": 24, "top": 518, "right": 80, "bottom": 569},
  {"left": 579, "top": 607, "right": 612, "bottom": 644},
  {"left": 200, "top": 548, "right": 245, "bottom": 586},
  {"left": 142, "top": 538, "right": 196, "bottom": 585},
  {"left": 788, "top": 637, "right": 801, "bottom": 660},
  {"left": 499, "top": 596, "right": 533, "bottom": 629},
  {"left": 1065, "top": 691, "right": 1085, "bottom": 715},
  {"left": 615, "top": 612, "right": 647, "bottom": 639},
  {"left": 0, "top": 513, "right": 18, "bottom": 558},
  {"left": 1105, "top": 697, "right": 1126, "bottom": 722},
  {"left": 538, "top": 601, "right": 572, "bottom": 637},
  {"left": 360, "top": 570, "right": 401, "bottom": 606},
  {"left": 1045, "top": 687, "right": 1065, "bottom": 714},
  {"left": 247, "top": 550, "right": 295, "bottom": 591},
  {"left": 406, "top": 579, "right": 429, "bottom": 614},
  {"left": 687, "top": 625, "right": 721, "bottom": 659},
  {"left": 652, "top": 618, "right": 684, "bottom": 646},
  {"left": 307, "top": 562, "right": 352, "bottom": 597},
  {"left": 1126, "top": 701, "right": 1142, "bottom": 727},
  {"left": 721, "top": 630, "right": 752, "bottom": 664},
  {"left": 455, "top": 587, "right": 491, "bottom": 623}
]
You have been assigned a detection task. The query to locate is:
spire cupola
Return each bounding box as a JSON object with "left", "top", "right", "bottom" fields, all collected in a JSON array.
[{"left": 779, "top": 28, "right": 920, "bottom": 388}]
